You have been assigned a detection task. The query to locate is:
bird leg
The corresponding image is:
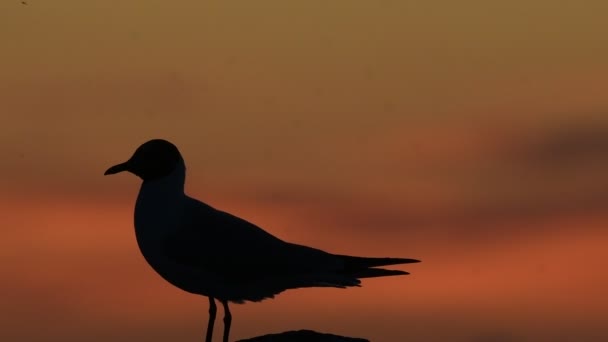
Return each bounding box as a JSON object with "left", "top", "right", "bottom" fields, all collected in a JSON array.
[
  {"left": 205, "top": 297, "right": 217, "bottom": 342},
  {"left": 221, "top": 300, "right": 232, "bottom": 342}
]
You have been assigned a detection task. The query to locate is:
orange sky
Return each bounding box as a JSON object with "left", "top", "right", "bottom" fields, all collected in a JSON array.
[{"left": 1, "top": 1, "right": 608, "bottom": 341}]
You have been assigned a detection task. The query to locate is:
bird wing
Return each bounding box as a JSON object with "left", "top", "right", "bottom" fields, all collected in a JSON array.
[{"left": 163, "top": 198, "right": 341, "bottom": 281}]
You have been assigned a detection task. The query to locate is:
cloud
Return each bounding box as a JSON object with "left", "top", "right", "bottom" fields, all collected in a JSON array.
[
  {"left": 227, "top": 183, "right": 608, "bottom": 239},
  {"left": 225, "top": 116, "right": 608, "bottom": 237},
  {"left": 508, "top": 118, "right": 608, "bottom": 166}
]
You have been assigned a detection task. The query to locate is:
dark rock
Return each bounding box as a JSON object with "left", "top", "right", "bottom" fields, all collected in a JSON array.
[{"left": 237, "top": 329, "right": 369, "bottom": 342}]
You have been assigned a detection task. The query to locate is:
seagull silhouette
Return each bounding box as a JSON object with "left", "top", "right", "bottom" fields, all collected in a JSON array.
[{"left": 104, "top": 139, "right": 420, "bottom": 342}]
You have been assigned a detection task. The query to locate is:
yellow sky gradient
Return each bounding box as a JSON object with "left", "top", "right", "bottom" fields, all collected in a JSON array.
[{"left": 1, "top": 1, "right": 608, "bottom": 341}]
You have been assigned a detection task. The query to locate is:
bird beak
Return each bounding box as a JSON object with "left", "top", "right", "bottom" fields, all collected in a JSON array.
[{"left": 104, "top": 161, "right": 130, "bottom": 175}]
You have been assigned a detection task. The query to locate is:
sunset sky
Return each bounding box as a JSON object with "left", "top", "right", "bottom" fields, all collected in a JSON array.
[{"left": 1, "top": 1, "right": 608, "bottom": 341}]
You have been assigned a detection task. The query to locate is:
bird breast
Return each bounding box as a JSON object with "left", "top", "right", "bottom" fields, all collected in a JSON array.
[{"left": 134, "top": 180, "right": 186, "bottom": 256}]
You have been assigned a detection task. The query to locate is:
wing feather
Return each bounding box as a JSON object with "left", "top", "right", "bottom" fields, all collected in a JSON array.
[{"left": 164, "top": 198, "right": 339, "bottom": 280}]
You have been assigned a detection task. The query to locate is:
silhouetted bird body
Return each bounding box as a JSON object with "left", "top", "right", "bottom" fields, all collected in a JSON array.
[{"left": 105, "top": 139, "right": 420, "bottom": 342}]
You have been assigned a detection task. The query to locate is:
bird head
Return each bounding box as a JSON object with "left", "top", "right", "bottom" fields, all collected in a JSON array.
[{"left": 104, "top": 139, "right": 182, "bottom": 181}]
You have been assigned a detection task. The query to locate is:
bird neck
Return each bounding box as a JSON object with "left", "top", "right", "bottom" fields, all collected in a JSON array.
[
  {"left": 134, "top": 159, "right": 187, "bottom": 243},
  {"left": 140, "top": 158, "right": 187, "bottom": 196}
]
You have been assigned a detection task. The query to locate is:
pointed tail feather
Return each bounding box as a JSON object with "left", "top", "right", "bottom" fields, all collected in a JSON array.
[
  {"left": 338, "top": 255, "right": 421, "bottom": 270},
  {"left": 350, "top": 268, "right": 409, "bottom": 279}
]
